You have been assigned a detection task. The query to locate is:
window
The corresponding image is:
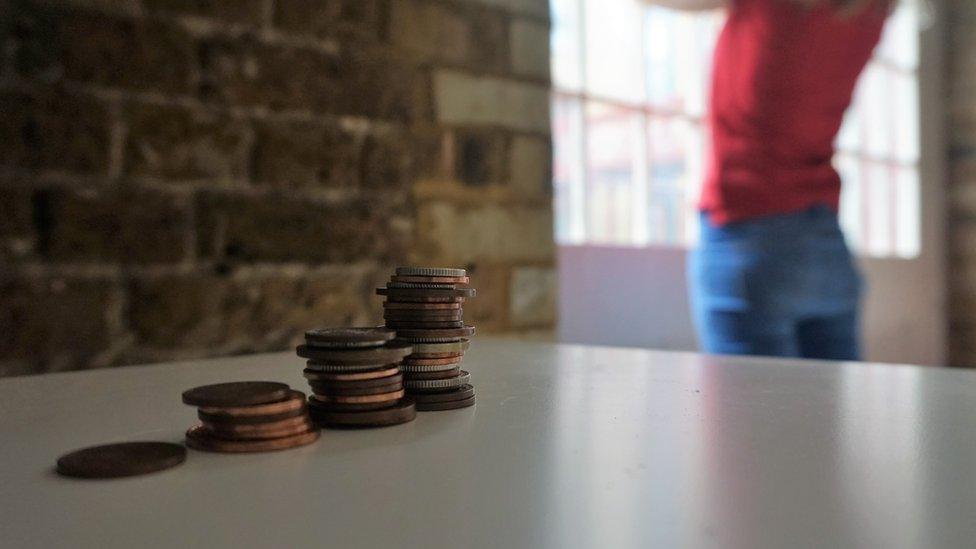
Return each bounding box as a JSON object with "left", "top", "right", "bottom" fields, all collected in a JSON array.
[{"left": 551, "top": 0, "right": 922, "bottom": 258}]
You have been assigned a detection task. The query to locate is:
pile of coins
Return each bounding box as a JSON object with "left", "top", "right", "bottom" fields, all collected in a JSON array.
[
  {"left": 181, "top": 381, "right": 319, "bottom": 453},
  {"left": 296, "top": 327, "right": 417, "bottom": 428},
  {"left": 377, "top": 266, "right": 477, "bottom": 411}
]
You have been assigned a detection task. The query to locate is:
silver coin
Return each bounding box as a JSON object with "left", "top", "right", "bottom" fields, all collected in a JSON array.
[
  {"left": 395, "top": 266, "right": 467, "bottom": 278},
  {"left": 399, "top": 361, "right": 463, "bottom": 373},
  {"left": 304, "top": 361, "right": 400, "bottom": 373},
  {"left": 403, "top": 371, "right": 471, "bottom": 390},
  {"left": 386, "top": 282, "right": 457, "bottom": 289},
  {"left": 304, "top": 327, "right": 395, "bottom": 348}
]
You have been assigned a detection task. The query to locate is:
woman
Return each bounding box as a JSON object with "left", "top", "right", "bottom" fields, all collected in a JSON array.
[{"left": 648, "top": 0, "right": 893, "bottom": 359}]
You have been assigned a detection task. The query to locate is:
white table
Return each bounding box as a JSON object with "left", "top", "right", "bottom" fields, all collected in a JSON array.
[{"left": 1, "top": 339, "right": 975, "bottom": 548}]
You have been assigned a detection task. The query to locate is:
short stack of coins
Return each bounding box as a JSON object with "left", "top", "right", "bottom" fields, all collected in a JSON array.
[
  {"left": 182, "top": 381, "right": 319, "bottom": 453},
  {"left": 296, "top": 327, "right": 417, "bottom": 428},
  {"left": 377, "top": 266, "right": 477, "bottom": 411}
]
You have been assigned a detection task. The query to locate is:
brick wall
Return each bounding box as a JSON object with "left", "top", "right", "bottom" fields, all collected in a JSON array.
[
  {"left": 0, "top": 0, "right": 555, "bottom": 376},
  {"left": 947, "top": 0, "right": 976, "bottom": 366}
]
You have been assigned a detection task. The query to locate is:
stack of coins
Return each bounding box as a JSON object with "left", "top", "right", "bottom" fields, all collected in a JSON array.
[
  {"left": 182, "top": 381, "right": 319, "bottom": 453},
  {"left": 296, "top": 327, "right": 417, "bottom": 428},
  {"left": 377, "top": 266, "right": 477, "bottom": 411}
]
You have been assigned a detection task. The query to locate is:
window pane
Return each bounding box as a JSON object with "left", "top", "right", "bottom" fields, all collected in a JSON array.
[
  {"left": 584, "top": 0, "right": 644, "bottom": 102},
  {"left": 864, "top": 161, "right": 894, "bottom": 257},
  {"left": 876, "top": 4, "right": 919, "bottom": 70},
  {"left": 551, "top": 0, "right": 583, "bottom": 91},
  {"left": 892, "top": 71, "right": 920, "bottom": 164},
  {"left": 585, "top": 102, "right": 643, "bottom": 244},
  {"left": 895, "top": 168, "right": 921, "bottom": 258},
  {"left": 552, "top": 96, "right": 586, "bottom": 244},
  {"left": 859, "top": 64, "right": 893, "bottom": 159},
  {"left": 836, "top": 153, "right": 863, "bottom": 252},
  {"left": 647, "top": 116, "right": 692, "bottom": 243}
]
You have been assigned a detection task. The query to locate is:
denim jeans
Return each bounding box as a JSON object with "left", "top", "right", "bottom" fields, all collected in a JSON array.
[{"left": 688, "top": 206, "right": 863, "bottom": 360}]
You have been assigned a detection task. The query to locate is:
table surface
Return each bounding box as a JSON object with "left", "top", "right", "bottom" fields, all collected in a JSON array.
[{"left": 2, "top": 339, "right": 975, "bottom": 549}]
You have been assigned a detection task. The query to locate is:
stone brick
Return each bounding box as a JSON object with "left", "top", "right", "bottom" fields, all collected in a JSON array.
[
  {"left": 456, "top": 0, "right": 549, "bottom": 18},
  {"left": 12, "top": 3, "right": 195, "bottom": 93},
  {"left": 198, "top": 36, "right": 338, "bottom": 110},
  {"left": 124, "top": 101, "right": 252, "bottom": 182},
  {"left": 35, "top": 186, "right": 190, "bottom": 264},
  {"left": 390, "top": 0, "right": 508, "bottom": 71},
  {"left": 196, "top": 191, "right": 410, "bottom": 264},
  {"left": 0, "top": 275, "right": 117, "bottom": 372},
  {"left": 144, "top": 0, "right": 269, "bottom": 26},
  {"left": 509, "top": 266, "right": 555, "bottom": 328},
  {"left": 252, "top": 120, "right": 360, "bottom": 188},
  {"left": 274, "top": 0, "right": 385, "bottom": 42},
  {"left": 390, "top": 0, "right": 472, "bottom": 65},
  {"left": 458, "top": 263, "right": 510, "bottom": 332},
  {"left": 416, "top": 201, "right": 554, "bottom": 263},
  {"left": 433, "top": 70, "right": 550, "bottom": 132},
  {"left": 0, "top": 87, "right": 111, "bottom": 174},
  {"left": 509, "top": 135, "right": 551, "bottom": 196},
  {"left": 453, "top": 129, "right": 507, "bottom": 186},
  {"left": 360, "top": 132, "right": 413, "bottom": 192},
  {"left": 509, "top": 18, "right": 549, "bottom": 79},
  {"left": 0, "top": 185, "right": 36, "bottom": 260},
  {"left": 199, "top": 38, "right": 418, "bottom": 120},
  {"left": 128, "top": 268, "right": 372, "bottom": 351}
]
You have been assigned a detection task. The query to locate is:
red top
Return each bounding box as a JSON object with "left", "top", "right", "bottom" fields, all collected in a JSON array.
[{"left": 701, "top": 0, "right": 887, "bottom": 224}]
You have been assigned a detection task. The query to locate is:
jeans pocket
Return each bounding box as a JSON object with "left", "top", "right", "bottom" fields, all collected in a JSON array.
[{"left": 689, "top": 246, "right": 752, "bottom": 312}]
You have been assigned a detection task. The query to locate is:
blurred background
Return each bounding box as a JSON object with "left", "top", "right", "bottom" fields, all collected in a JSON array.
[{"left": 0, "top": 0, "right": 971, "bottom": 375}]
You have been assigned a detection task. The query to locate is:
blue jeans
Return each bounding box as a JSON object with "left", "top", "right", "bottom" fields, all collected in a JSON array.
[{"left": 688, "top": 206, "right": 863, "bottom": 360}]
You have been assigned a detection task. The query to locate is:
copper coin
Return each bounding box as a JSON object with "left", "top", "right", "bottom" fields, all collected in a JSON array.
[
  {"left": 410, "top": 384, "right": 476, "bottom": 403},
  {"left": 383, "top": 302, "right": 461, "bottom": 310},
  {"left": 197, "top": 390, "right": 306, "bottom": 418},
  {"left": 383, "top": 310, "right": 463, "bottom": 320},
  {"left": 391, "top": 275, "right": 469, "bottom": 284},
  {"left": 56, "top": 442, "right": 186, "bottom": 479},
  {"left": 395, "top": 266, "right": 466, "bottom": 277},
  {"left": 410, "top": 339, "right": 470, "bottom": 354},
  {"left": 185, "top": 425, "right": 319, "bottom": 453},
  {"left": 305, "top": 327, "right": 395, "bottom": 348},
  {"left": 296, "top": 341, "right": 413, "bottom": 364},
  {"left": 199, "top": 405, "right": 306, "bottom": 425},
  {"left": 402, "top": 356, "right": 464, "bottom": 366},
  {"left": 309, "top": 381, "right": 403, "bottom": 397},
  {"left": 307, "top": 373, "right": 403, "bottom": 390},
  {"left": 416, "top": 395, "right": 476, "bottom": 411},
  {"left": 384, "top": 315, "right": 463, "bottom": 324},
  {"left": 303, "top": 366, "right": 400, "bottom": 381},
  {"left": 202, "top": 418, "right": 313, "bottom": 440},
  {"left": 307, "top": 397, "right": 399, "bottom": 412},
  {"left": 403, "top": 367, "right": 460, "bottom": 380},
  {"left": 310, "top": 389, "right": 404, "bottom": 404},
  {"left": 182, "top": 381, "right": 291, "bottom": 407},
  {"left": 309, "top": 398, "right": 416, "bottom": 428},
  {"left": 378, "top": 293, "right": 469, "bottom": 303},
  {"left": 201, "top": 414, "right": 308, "bottom": 435},
  {"left": 386, "top": 320, "right": 465, "bottom": 329},
  {"left": 395, "top": 326, "right": 475, "bottom": 341}
]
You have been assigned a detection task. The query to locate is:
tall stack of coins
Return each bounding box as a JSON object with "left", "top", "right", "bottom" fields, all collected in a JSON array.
[
  {"left": 296, "top": 327, "right": 417, "bottom": 428},
  {"left": 182, "top": 381, "right": 319, "bottom": 453},
  {"left": 377, "top": 266, "right": 477, "bottom": 411}
]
